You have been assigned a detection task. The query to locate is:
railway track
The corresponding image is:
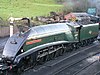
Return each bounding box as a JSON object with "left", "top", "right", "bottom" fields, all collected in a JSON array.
[
  {"left": 53, "top": 53, "right": 100, "bottom": 75},
  {"left": 21, "top": 41, "right": 100, "bottom": 75},
  {"left": 0, "top": 37, "right": 100, "bottom": 75},
  {"left": 74, "top": 55, "right": 100, "bottom": 75},
  {"left": 94, "top": 71, "right": 100, "bottom": 75}
]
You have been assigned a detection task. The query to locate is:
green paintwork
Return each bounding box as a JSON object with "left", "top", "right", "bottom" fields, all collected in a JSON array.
[
  {"left": 23, "top": 33, "right": 68, "bottom": 51},
  {"left": 80, "top": 24, "right": 99, "bottom": 40},
  {"left": 23, "top": 23, "right": 99, "bottom": 51}
]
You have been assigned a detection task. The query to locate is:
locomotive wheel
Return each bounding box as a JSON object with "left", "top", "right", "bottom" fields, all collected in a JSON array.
[
  {"left": 49, "top": 53, "right": 55, "bottom": 60},
  {"left": 80, "top": 41, "right": 84, "bottom": 47},
  {"left": 92, "top": 38, "right": 95, "bottom": 42},
  {"left": 63, "top": 48, "right": 67, "bottom": 53},
  {"left": 72, "top": 44, "right": 77, "bottom": 51},
  {"left": 54, "top": 50, "right": 59, "bottom": 57},
  {"left": 60, "top": 49, "right": 64, "bottom": 55},
  {"left": 84, "top": 40, "right": 88, "bottom": 45},
  {"left": 14, "top": 59, "right": 26, "bottom": 74},
  {"left": 81, "top": 41, "right": 85, "bottom": 47},
  {"left": 89, "top": 39, "right": 93, "bottom": 44},
  {"left": 87, "top": 40, "right": 90, "bottom": 45},
  {"left": 69, "top": 44, "right": 73, "bottom": 52},
  {"left": 89, "top": 38, "right": 93, "bottom": 43},
  {"left": 66, "top": 44, "right": 71, "bottom": 52},
  {"left": 86, "top": 39, "right": 90, "bottom": 45},
  {"left": 3, "top": 70, "right": 9, "bottom": 75},
  {"left": 38, "top": 57, "right": 45, "bottom": 64},
  {"left": 61, "top": 44, "right": 67, "bottom": 53},
  {"left": 45, "top": 55, "right": 49, "bottom": 61},
  {"left": 63, "top": 44, "right": 68, "bottom": 52},
  {"left": 75, "top": 43, "right": 79, "bottom": 49},
  {"left": 84, "top": 40, "right": 88, "bottom": 46},
  {"left": 45, "top": 54, "right": 55, "bottom": 62},
  {"left": 78, "top": 42, "right": 81, "bottom": 47},
  {"left": 16, "top": 65, "right": 25, "bottom": 74}
]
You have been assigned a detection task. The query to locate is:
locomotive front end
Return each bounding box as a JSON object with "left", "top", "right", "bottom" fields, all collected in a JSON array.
[{"left": 0, "top": 30, "right": 30, "bottom": 74}]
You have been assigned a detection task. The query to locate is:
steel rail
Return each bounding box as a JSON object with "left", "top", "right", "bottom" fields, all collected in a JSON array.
[{"left": 52, "top": 51, "right": 100, "bottom": 75}]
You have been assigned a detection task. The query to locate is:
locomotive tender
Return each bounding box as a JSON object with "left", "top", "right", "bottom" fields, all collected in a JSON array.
[{"left": 0, "top": 20, "right": 99, "bottom": 74}]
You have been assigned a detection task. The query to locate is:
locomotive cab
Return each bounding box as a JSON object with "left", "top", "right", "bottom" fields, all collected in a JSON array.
[{"left": 66, "top": 21, "right": 83, "bottom": 42}]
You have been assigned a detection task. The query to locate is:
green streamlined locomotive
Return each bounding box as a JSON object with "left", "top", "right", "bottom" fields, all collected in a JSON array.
[{"left": 0, "top": 20, "right": 99, "bottom": 74}]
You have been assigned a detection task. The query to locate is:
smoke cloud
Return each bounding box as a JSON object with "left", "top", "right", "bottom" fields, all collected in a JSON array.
[{"left": 62, "top": 0, "right": 100, "bottom": 15}]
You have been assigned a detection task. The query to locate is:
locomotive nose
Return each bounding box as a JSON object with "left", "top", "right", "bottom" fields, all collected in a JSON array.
[
  {"left": 2, "top": 55, "right": 14, "bottom": 62},
  {"left": 2, "top": 33, "right": 28, "bottom": 59}
]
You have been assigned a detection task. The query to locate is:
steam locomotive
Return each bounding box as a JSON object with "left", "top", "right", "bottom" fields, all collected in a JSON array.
[{"left": 0, "top": 18, "right": 99, "bottom": 74}]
